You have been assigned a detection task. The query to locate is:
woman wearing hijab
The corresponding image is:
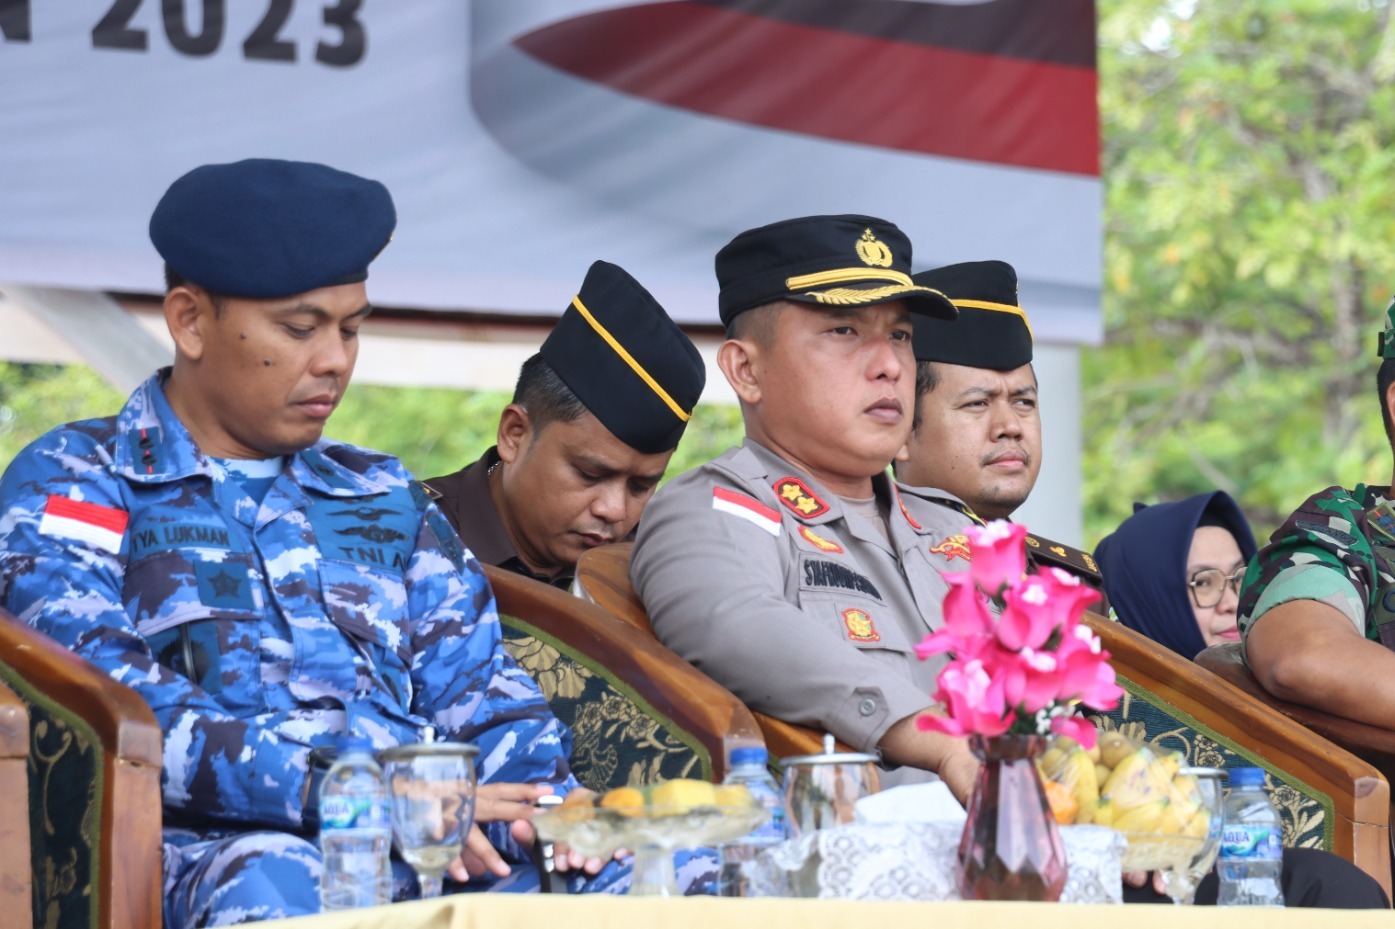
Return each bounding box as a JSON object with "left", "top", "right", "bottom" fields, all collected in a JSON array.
[
  {"left": 1093, "top": 491, "right": 1388, "bottom": 907},
  {"left": 1095, "top": 491, "right": 1255, "bottom": 659}
]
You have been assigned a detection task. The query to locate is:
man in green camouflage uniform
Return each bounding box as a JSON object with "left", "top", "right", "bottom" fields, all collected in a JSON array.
[{"left": 1239, "top": 300, "right": 1395, "bottom": 727}]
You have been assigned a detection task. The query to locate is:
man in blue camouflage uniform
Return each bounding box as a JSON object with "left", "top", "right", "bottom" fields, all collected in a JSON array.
[
  {"left": 1239, "top": 299, "right": 1395, "bottom": 730},
  {"left": 0, "top": 159, "right": 667, "bottom": 927}
]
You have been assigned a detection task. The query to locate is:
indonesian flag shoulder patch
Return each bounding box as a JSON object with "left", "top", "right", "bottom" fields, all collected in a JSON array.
[
  {"left": 711, "top": 487, "right": 781, "bottom": 536},
  {"left": 39, "top": 494, "right": 129, "bottom": 554}
]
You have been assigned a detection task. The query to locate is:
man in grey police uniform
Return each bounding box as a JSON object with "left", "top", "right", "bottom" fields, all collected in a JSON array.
[
  {"left": 423, "top": 261, "right": 705, "bottom": 589},
  {"left": 630, "top": 215, "right": 981, "bottom": 800},
  {"left": 895, "top": 260, "right": 1105, "bottom": 594}
]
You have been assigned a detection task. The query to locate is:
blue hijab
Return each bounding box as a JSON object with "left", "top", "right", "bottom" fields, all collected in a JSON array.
[{"left": 1093, "top": 491, "right": 1257, "bottom": 660}]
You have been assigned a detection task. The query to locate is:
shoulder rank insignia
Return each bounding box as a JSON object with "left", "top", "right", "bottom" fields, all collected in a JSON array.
[
  {"left": 842, "top": 607, "right": 881, "bottom": 642},
  {"left": 896, "top": 491, "right": 922, "bottom": 530},
  {"left": 1025, "top": 533, "right": 1103, "bottom": 585},
  {"left": 773, "top": 476, "right": 829, "bottom": 519},
  {"left": 1367, "top": 502, "right": 1395, "bottom": 544},
  {"left": 799, "top": 525, "right": 844, "bottom": 554},
  {"left": 712, "top": 487, "right": 781, "bottom": 536},
  {"left": 416, "top": 480, "right": 443, "bottom": 502},
  {"left": 930, "top": 534, "right": 972, "bottom": 562}
]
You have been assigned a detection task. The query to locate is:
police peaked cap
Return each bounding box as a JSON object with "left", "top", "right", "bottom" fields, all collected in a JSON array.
[
  {"left": 541, "top": 261, "right": 706, "bottom": 454},
  {"left": 714, "top": 214, "right": 957, "bottom": 326},
  {"left": 150, "top": 158, "right": 396, "bottom": 298},
  {"left": 911, "top": 260, "right": 1033, "bottom": 370}
]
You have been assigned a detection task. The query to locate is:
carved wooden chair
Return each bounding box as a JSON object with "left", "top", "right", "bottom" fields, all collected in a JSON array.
[
  {"left": 575, "top": 545, "right": 1390, "bottom": 895},
  {"left": 0, "top": 676, "right": 32, "bottom": 920},
  {"left": 484, "top": 565, "right": 764, "bottom": 787},
  {"left": 0, "top": 610, "right": 162, "bottom": 929},
  {"left": 573, "top": 543, "right": 854, "bottom": 761},
  {"left": 1095, "top": 617, "right": 1390, "bottom": 898}
]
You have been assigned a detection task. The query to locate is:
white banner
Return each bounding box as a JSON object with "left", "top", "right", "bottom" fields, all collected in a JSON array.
[{"left": 0, "top": 1, "right": 1101, "bottom": 338}]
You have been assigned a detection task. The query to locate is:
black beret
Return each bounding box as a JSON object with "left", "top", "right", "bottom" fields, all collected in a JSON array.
[
  {"left": 911, "top": 260, "right": 1033, "bottom": 370},
  {"left": 541, "top": 261, "right": 706, "bottom": 454},
  {"left": 714, "top": 214, "right": 957, "bottom": 327},
  {"left": 150, "top": 158, "right": 396, "bottom": 299}
]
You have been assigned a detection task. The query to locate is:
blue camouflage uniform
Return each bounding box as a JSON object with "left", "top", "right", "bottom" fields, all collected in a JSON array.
[{"left": 0, "top": 371, "right": 655, "bottom": 926}]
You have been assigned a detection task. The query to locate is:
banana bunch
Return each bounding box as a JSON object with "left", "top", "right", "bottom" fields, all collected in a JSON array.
[{"left": 1037, "top": 732, "right": 1209, "bottom": 839}]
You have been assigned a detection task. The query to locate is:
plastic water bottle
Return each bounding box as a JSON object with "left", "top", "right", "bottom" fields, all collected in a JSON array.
[
  {"left": 718, "top": 746, "right": 789, "bottom": 897},
  {"left": 319, "top": 737, "right": 392, "bottom": 911},
  {"left": 1217, "top": 767, "right": 1285, "bottom": 906}
]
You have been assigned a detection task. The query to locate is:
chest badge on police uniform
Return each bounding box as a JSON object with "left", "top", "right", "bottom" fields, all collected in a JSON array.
[
  {"left": 930, "top": 534, "right": 972, "bottom": 562},
  {"left": 799, "top": 525, "right": 844, "bottom": 554},
  {"left": 774, "top": 477, "right": 829, "bottom": 518},
  {"left": 842, "top": 608, "right": 881, "bottom": 642}
]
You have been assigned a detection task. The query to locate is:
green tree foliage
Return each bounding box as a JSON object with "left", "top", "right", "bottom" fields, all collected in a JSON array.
[
  {"left": 0, "top": 361, "right": 746, "bottom": 485},
  {"left": 1088, "top": 0, "right": 1395, "bottom": 545},
  {"left": 0, "top": 362, "right": 123, "bottom": 466}
]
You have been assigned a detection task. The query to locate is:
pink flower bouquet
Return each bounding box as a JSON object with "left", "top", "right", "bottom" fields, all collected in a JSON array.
[{"left": 916, "top": 521, "right": 1123, "bottom": 747}]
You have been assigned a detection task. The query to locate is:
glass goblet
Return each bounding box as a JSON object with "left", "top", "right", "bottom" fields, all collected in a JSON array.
[
  {"left": 1156, "top": 767, "right": 1226, "bottom": 905},
  {"left": 380, "top": 742, "right": 479, "bottom": 899}
]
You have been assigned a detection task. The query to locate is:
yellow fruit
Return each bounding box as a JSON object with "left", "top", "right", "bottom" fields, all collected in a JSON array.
[
  {"left": 1184, "top": 808, "right": 1211, "bottom": 839},
  {"left": 1095, "top": 763, "right": 1112, "bottom": 785},
  {"left": 1085, "top": 741, "right": 1102, "bottom": 764},
  {"left": 1092, "top": 799, "right": 1116, "bottom": 827},
  {"left": 1113, "top": 797, "right": 1170, "bottom": 833},
  {"left": 1167, "top": 775, "right": 1202, "bottom": 822},
  {"left": 714, "top": 785, "right": 754, "bottom": 808},
  {"left": 1063, "top": 751, "right": 1100, "bottom": 813},
  {"left": 1038, "top": 747, "right": 1069, "bottom": 778},
  {"left": 598, "top": 786, "right": 646, "bottom": 814},
  {"left": 561, "top": 789, "right": 596, "bottom": 808},
  {"left": 1055, "top": 735, "right": 1082, "bottom": 754},
  {"left": 1098, "top": 732, "right": 1134, "bottom": 769},
  {"left": 649, "top": 778, "right": 717, "bottom": 811},
  {"left": 1101, "top": 749, "right": 1170, "bottom": 807},
  {"left": 1154, "top": 799, "right": 1192, "bottom": 835},
  {"left": 1043, "top": 779, "right": 1079, "bottom": 825},
  {"left": 1074, "top": 798, "right": 1100, "bottom": 825},
  {"left": 1157, "top": 750, "right": 1183, "bottom": 781}
]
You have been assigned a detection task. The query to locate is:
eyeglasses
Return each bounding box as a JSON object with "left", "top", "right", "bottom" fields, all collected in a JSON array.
[{"left": 1188, "top": 567, "right": 1246, "bottom": 608}]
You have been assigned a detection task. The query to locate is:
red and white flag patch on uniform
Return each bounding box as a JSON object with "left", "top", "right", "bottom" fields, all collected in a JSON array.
[
  {"left": 711, "top": 487, "right": 780, "bottom": 536},
  {"left": 39, "top": 495, "right": 129, "bottom": 554}
]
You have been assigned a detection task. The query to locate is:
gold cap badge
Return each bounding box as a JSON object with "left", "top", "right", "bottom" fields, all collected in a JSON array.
[{"left": 855, "top": 229, "right": 893, "bottom": 268}]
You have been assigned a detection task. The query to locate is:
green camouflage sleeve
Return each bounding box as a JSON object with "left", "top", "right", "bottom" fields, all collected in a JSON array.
[{"left": 1237, "top": 486, "right": 1385, "bottom": 645}]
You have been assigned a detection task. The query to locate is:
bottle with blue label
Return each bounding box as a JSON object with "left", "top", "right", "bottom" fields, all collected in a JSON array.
[
  {"left": 718, "top": 745, "right": 789, "bottom": 896},
  {"left": 319, "top": 736, "right": 392, "bottom": 911},
  {"left": 1217, "top": 767, "right": 1284, "bottom": 906}
]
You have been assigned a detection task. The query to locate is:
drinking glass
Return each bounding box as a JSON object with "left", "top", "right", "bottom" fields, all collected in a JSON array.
[
  {"left": 379, "top": 742, "right": 479, "bottom": 899},
  {"left": 1156, "top": 767, "right": 1226, "bottom": 905}
]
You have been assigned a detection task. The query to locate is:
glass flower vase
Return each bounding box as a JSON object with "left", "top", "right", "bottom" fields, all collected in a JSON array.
[{"left": 956, "top": 733, "right": 1068, "bottom": 902}]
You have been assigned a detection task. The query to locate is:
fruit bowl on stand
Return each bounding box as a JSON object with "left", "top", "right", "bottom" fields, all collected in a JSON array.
[
  {"left": 1038, "top": 732, "right": 1226, "bottom": 905},
  {"left": 534, "top": 782, "right": 769, "bottom": 896}
]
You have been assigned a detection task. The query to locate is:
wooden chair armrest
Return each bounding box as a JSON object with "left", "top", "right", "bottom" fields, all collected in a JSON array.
[
  {"left": 485, "top": 566, "right": 762, "bottom": 781},
  {"left": 1197, "top": 643, "right": 1395, "bottom": 762}
]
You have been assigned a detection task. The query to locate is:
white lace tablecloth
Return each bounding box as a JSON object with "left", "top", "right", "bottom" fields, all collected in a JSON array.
[{"left": 744, "top": 822, "right": 1126, "bottom": 903}]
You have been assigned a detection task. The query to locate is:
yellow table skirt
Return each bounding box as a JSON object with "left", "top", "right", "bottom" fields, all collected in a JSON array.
[{"left": 252, "top": 894, "right": 1390, "bottom": 929}]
